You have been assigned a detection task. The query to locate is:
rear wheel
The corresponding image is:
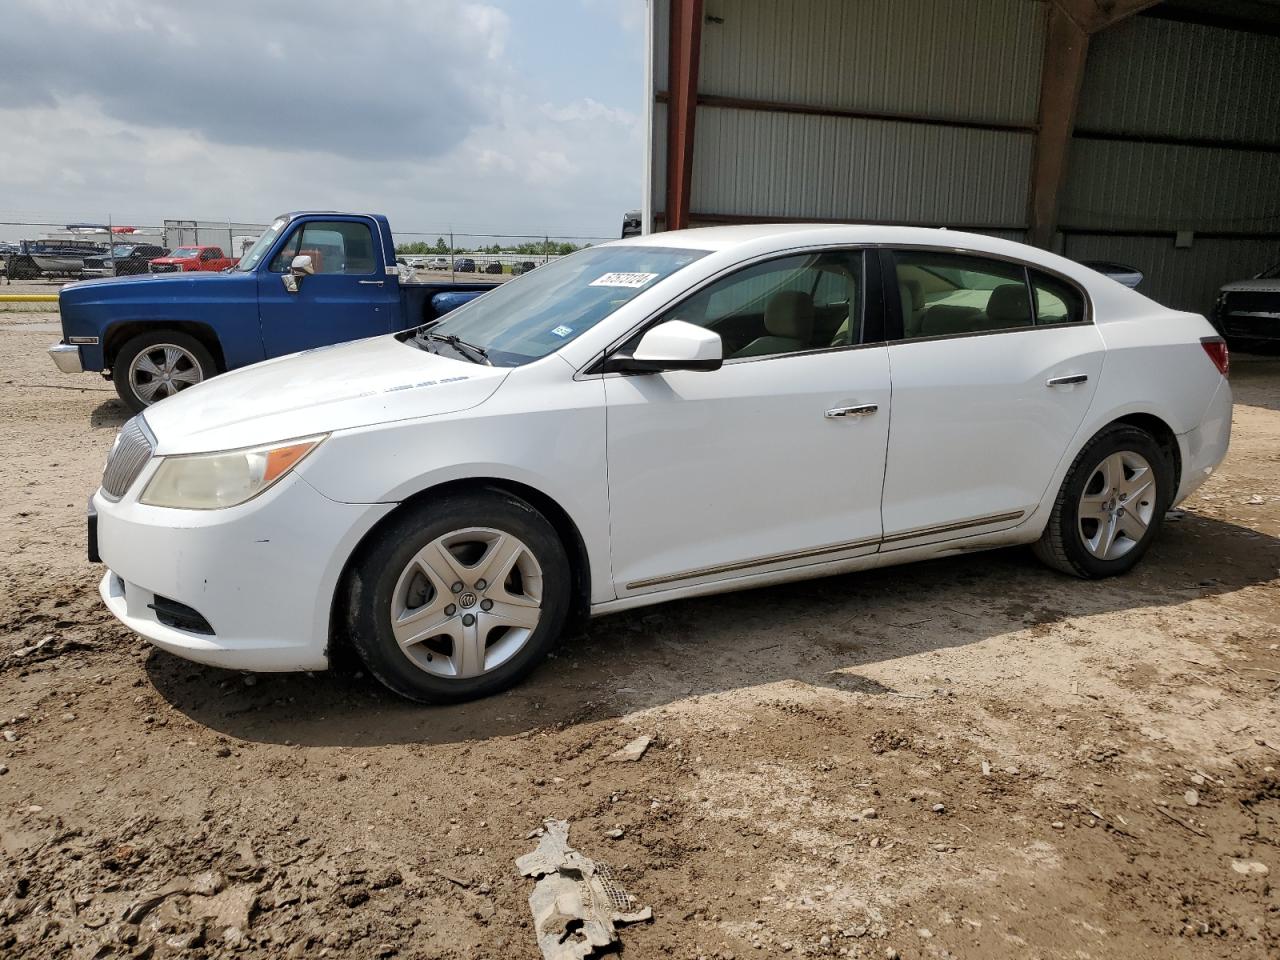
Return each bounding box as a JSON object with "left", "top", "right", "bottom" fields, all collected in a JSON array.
[
  {"left": 344, "top": 491, "right": 571, "bottom": 703},
  {"left": 1033, "top": 424, "right": 1173, "bottom": 579},
  {"left": 111, "top": 331, "right": 215, "bottom": 412}
]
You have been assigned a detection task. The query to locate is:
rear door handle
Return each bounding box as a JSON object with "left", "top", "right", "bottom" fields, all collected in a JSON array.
[
  {"left": 358, "top": 280, "right": 385, "bottom": 286},
  {"left": 1046, "top": 374, "right": 1088, "bottom": 386},
  {"left": 825, "top": 403, "right": 878, "bottom": 419}
]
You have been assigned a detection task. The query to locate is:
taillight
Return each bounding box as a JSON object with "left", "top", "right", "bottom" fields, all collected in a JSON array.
[{"left": 1201, "top": 337, "right": 1229, "bottom": 377}]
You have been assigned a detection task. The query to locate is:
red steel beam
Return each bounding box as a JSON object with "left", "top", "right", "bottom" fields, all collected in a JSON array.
[{"left": 665, "top": 0, "right": 704, "bottom": 232}]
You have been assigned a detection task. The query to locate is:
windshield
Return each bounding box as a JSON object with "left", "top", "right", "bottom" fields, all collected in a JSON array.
[
  {"left": 111, "top": 244, "right": 136, "bottom": 257},
  {"left": 236, "top": 218, "right": 288, "bottom": 271},
  {"left": 426, "top": 245, "right": 707, "bottom": 365},
  {"left": 169, "top": 247, "right": 200, "bottom": 258}
]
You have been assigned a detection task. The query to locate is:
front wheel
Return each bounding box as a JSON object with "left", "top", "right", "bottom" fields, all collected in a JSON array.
[
  {"left": 111, "top": 331, "right": 215, "bottom": 412},
  {"left": 343, "top": 491, "right": 571, "bottom": 703},
  {"left": 1033, "top": 424, "right": 1173, "bottom": 579}
]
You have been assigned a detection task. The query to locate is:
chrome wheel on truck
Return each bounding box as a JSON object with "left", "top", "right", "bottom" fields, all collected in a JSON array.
[
  {"left": 345, "top": 490, "right": 571, "bottom": 703},
  {"left": 129, "top": 343, "right": 204, "bottom": 403},
  {"left": 112, "top": 331, "right": 216, "bottom": 413}
]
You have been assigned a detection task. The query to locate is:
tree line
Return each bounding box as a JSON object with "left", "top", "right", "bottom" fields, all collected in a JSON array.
[{"left": 395, "top": 238, "right": 585, "bottom": 257}]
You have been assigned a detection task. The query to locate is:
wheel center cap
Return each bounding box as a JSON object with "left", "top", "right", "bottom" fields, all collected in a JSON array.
[{"left": 458, "top": 592, "right": 478, "bottom": 609}]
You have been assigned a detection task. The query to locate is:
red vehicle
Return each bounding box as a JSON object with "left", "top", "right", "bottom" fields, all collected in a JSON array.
[{"left": 148, "top": 245, "right": 238, "bottom": 273}]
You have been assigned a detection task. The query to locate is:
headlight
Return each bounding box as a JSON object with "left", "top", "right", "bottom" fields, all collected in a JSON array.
[{"left": 139, "top": 436, "right": 325, "bottom": 509}]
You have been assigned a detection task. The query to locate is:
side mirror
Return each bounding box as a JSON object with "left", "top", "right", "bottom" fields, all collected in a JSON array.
[
  {"left": 282, "top": 255, "right": 314, "bottom": 293},
  {"left": 603, "top": 319, "right": 723, "bottom": 373}
]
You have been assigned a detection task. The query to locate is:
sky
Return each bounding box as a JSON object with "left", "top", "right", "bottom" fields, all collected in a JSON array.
[{"left": 0, "top": 0, "right": 647, "bottom": 245}]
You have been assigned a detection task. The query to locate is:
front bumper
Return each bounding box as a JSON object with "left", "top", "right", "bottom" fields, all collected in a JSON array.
[
  {"left": 48, "top": 342, "right": 83, "bottom": 374},
  {"left": 94, "top": 474, "right": 393, "bottom": 672}
]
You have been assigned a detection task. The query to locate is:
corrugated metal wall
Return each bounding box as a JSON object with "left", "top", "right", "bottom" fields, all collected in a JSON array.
[
  {"left": 650, "top": 0, "right": 1280, "bottom": 313},
  {"left": 696, "top": 0, "right": 1043, "bottom": 125},
  {"left": 1064, "top": 15, "right": 1280, "bottom": 311},
  {"left": 689, "top": 108, "right": 1032, "bottom": 226},
  {"left": 1074, "top": 16, "right": 1280, "bottom": 142},
  {"left": 655, "top": 0, "right": 1043, "bottom": 231}
]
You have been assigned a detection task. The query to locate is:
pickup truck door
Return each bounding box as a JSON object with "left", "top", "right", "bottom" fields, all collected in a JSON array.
[{"left": 257, "top": 217, "right": 399, "bottom": 356}]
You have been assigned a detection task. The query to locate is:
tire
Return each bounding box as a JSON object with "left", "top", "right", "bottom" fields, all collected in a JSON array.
[
  {"left": 343, "top": 490, "right": 572, "bottom": 704},
  {"left": 111, "top": 331, "right": 216, "bottom": 413},
  {"left": 1033, "top": 424, "right": 1173, "bottom": 579}
]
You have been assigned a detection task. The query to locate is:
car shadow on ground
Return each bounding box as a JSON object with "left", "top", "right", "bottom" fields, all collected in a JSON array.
[
  {"left": 90, "top": 398, "right": 129, "bottom": 429},
  {"left": 1231, "top": 352, "right": 1280, "bottom": 413},
  {"left": 146, "top": 511, "right": 1280, "bottom": 748}
]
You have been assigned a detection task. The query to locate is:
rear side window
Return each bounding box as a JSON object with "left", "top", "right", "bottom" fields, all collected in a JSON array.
[
  {"left": 1030, "top": 270, "right": 1086, "bottom": 325},
  {"left": 891, "top": 251, "right": 1032, "bottom": 339}
]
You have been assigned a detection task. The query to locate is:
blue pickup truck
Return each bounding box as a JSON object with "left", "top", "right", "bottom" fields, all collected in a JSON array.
[{"left": 48, "top": 212, "right": 500, "bottom": 411}]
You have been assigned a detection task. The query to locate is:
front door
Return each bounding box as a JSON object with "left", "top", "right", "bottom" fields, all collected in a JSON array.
[
  {"left": 878, "top": 248, "right": 1105, "bottom": 545},
  {"left": 604, "top": 248, "right": 891, "bottom": 597},
  {"left": 258, "top": 217, "right": 398, "bottom": 356}
]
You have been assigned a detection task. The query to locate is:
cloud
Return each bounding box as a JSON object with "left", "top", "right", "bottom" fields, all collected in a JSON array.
[
  {"left": 0, "top": 0, "right": 509, "bottom": 162},
  {"left": 0, "top": 1, "right": 645, "bottom": 242}
]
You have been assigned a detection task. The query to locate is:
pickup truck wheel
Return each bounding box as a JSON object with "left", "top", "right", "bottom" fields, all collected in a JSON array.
[
  {"left": 344, "top": 491, "right": 571, "bottom": 704},
  {"left": 112, "top": 332, "right": 214, "bottom": 412}
]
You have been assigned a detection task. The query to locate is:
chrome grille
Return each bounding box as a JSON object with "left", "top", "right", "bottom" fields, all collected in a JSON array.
[{"left": 101, "top": 416, "right": 154, "bottom": 500}]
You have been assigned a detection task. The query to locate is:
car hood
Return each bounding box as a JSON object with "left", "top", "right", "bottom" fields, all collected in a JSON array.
[
  {"left": 1221, "top": 278, "right": 1280, "bottom": 294},
  {"left": 61, "top": 270, "right": 243, "bottom": 299},
  {"left": 141, "top": 335, "right": 509, "bottom": 455}
]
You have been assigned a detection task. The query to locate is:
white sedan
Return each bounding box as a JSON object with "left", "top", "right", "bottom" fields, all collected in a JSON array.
[{"left": 91, "top": 225, "right": 1232, "bottom": 702}]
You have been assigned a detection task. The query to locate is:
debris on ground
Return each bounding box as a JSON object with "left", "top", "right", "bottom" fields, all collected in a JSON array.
[
  {"left": 605, "top": 734, "right": 651, "bottom": 763},
  {"left": 516, "top": 819, "right": 652, "bottom": 959}
]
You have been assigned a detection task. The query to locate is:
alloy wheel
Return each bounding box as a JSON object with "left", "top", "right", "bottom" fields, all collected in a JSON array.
[
  {"left": 129, "top": 343, "right": 203, "bottom": 403},
  {"left": 389, "top": 527, "right": 543, "bottom": 679},
  {"left": 1077, "top": 450, "right": 1157, "bottom": 561}
]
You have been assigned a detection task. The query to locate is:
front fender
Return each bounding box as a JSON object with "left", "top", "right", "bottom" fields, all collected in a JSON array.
[{"left": 59, "top": 273, "right": 264, "bottom": 371}]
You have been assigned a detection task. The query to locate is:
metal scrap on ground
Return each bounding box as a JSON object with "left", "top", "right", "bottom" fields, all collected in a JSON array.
[{"left": 516, "top": 819, "right": 652, "bottom": 960}]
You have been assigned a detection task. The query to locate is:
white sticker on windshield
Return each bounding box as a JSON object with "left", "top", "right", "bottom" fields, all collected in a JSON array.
[
  {"left": 589, "top": 272, "right": 659, "bottom": 289},
  {"left": 551, "top": 325, "right": 573, "bottom": 337}
]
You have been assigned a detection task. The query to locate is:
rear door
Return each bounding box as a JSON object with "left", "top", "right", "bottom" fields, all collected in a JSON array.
[
  {"left": 258, "top": 217, "right": 398, "bottom": 356},
  {"left": 878, "top": 248, "right": 1104, "bottom": 546}
]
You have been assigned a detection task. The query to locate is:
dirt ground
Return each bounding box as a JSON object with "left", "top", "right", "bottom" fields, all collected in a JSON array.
[{"left": 1, "top": 308, "right": 1278, "bottom": 960}]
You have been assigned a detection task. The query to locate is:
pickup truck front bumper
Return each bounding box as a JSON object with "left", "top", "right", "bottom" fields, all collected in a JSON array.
[{"left": 48, "top": 342, "right": 83, "bottom": 374}]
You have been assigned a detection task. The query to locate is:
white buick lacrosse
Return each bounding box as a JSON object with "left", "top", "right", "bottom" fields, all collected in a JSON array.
[{"left": 91, "top": 225, "right": 1232, "bottom": 702}]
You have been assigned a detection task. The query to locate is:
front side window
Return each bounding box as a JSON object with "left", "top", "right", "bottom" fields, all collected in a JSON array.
[
  {"left": 656, "top": 250, "right": 863, "bottom": 359},
  {"left": 270, "top": 220, "right": 378, "bottom": 275}
]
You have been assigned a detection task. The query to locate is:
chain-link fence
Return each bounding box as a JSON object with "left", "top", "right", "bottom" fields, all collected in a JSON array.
[{"left": 1, "top": 220, "right": 617, "bottom": 285}]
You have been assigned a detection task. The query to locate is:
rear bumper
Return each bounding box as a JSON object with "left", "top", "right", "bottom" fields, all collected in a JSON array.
[
  {"left": 48, "top": 342, "right": 83, "bottom": 374},
  {"left": 1174, "top": 377, "right": 1232, "bottom": 505}
]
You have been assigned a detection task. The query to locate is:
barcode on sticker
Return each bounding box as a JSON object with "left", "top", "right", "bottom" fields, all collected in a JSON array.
[{"left": 589, "top": 272, "right": 659, "bottom": 288}]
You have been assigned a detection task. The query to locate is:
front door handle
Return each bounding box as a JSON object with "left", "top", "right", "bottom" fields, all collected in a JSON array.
[
  {"left": 825, "top": 403, "right": 878, "bottom": 419},
  {"left": 358, "top": 280, "right": 385, "bottom": 286},
  {"left": 1046, "top": 374, "right": 1088, "bottom": 387}
]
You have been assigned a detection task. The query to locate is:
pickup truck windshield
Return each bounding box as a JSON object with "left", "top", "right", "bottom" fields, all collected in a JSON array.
[
  {"left": 425, "top": 245, "right": 707, "bottom": 365},
  {"left": 237, "top": 218, "right": 289, "bottom": 272},
  {"left": 169, "top": 248, "right": 200, "bottom": 258}
]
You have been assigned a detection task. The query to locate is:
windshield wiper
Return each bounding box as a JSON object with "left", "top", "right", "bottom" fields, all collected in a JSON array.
[{"left": 421, "top": 331, "right": 491, "bottom": 365}]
